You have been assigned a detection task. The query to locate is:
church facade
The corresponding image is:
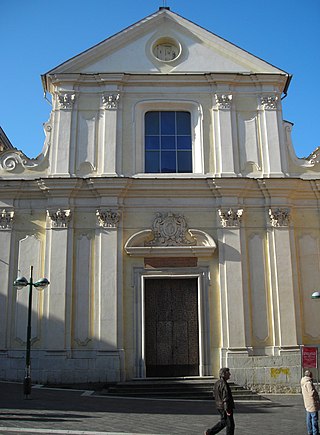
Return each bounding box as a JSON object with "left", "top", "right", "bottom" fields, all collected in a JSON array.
[{"left": 1, "top": 8, "right": 320, "bottom": 391}]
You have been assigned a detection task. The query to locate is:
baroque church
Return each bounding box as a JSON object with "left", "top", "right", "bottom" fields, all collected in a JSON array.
[{"left": 1, "top": 7, "right": 320, "bottom": 391}]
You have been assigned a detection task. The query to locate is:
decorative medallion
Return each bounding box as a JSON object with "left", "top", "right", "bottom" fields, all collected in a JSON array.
[
  {"left": 145, "top": 212, "right": 196, "bottom": 246},
  {"left": 47, "top": 209, "right": 72, "bottom": 228},
  {"left": 218, "top": 208, "right": 243, "bottom": 228},
  {"left": 269, "top": 208, "right": 290, "bottom": 227},
  {"left": 152, "top": 37, "right": 181, "bottom": 62},
  {"left": 0, "top": 209, "right": 14, "bottom": 229},
  {"left": 96, "top": 209, "right": 121, "bottom": 228}
]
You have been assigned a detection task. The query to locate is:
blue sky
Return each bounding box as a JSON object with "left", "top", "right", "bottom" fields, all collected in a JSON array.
[{"left": 1, "top": 0, "right": 319, "bottom": 158}]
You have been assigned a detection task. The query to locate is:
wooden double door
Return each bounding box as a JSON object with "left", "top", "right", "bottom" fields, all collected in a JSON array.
[{"left": 144, "top": 278, "right": 199, "bottom": 377}]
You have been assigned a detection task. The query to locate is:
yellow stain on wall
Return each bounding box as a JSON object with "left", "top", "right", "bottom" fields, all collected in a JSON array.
[{"left": 270, "top": 368, "right": 290, "bottom": 378}]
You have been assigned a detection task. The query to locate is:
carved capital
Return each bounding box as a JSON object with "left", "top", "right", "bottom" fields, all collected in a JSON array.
[
  {"left": 47, "top": 209, "right": 72, "bottom": 228},
  {"left": 57, "top": 93, "right": 76, "bottom": 109},
  {"left": 102, "top": 93, "right": 120, "bottom": 109},
  {"left": 269, "top": 208, "right": 290, "bottom": 227},
  {"left": 96, "top": 209, "right": 121, "bottom": 228},
  {"left": 0, "top": 209, "right": 14, "bottom": 229},
  {"left": 215, "top": 94, "right": 233, "bottom": 109},
  {"left": 218, "top": 208, "right": 243, "bottom": 228},
  {"left": 260, "top": 95, "right": 278, "bottom": 110},
  {"left": 145, "top": 212, "right": 196, "bottom": 246}
]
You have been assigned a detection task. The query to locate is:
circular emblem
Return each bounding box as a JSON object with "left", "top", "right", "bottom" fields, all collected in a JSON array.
[{"left": 152, "top": 37, "right": 181, "bottom": 62}]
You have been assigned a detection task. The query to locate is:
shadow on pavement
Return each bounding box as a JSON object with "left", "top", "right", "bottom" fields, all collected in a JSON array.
[{"left": 0, "top": 383, "right": 301, "bottom": 417}]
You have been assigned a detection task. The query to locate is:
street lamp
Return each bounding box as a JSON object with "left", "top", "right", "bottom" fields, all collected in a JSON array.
[
  {"left": 14, "top": 265, "right": 49, "bottom": 398},
  {"left": 312, "top": 291, "right": 320, "bottom": 299}
]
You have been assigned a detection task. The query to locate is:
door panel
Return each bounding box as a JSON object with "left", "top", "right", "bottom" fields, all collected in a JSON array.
[{"left": 145, "top": 278, "right": 199, "bottom": 377}]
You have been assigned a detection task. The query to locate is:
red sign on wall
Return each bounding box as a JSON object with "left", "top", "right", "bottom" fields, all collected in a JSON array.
[{"left": 302, "top": 347, "right": 318, "bottom": 368}]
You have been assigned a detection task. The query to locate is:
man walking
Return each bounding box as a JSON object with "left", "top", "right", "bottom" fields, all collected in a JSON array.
[
  {"left": 205, "top": 367, "right": 235, "bottom": 435},
  {"left": 301, "top": 370, "right": 320, "bottom": 435}
]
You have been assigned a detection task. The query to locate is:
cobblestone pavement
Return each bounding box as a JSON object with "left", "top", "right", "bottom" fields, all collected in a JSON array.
[{"left": 0, "top": 382, "right": 307, "bottom": 435}]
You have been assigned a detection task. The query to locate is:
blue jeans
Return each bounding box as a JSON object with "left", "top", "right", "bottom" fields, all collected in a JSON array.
[{"left": 306, "top": 411, "right": 318, "bottom": 435}]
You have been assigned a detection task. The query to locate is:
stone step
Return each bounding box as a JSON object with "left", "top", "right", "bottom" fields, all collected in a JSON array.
[{"left": 102, "top": 377, "right": 264, "bottom": 401}]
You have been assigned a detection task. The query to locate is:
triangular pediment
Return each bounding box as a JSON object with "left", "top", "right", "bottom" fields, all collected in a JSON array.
[{"left": 45, "top": 9, "right": 286, "bottom": 76}]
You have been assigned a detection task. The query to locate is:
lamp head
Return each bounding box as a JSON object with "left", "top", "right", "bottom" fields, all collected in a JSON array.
[
  {"left": 312, "top": 291, "right": 320, "bottom": 299},
  {"left": 13, "top": 277, "right": 28, "bottom": 288},
  {"left": 34, "top": 278, "right": 50, "bottom": 288}
]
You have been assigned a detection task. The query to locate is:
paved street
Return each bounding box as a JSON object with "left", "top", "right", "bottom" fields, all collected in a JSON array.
[{"left": 0, "top": 382, "right": 306, "bottom": 434}]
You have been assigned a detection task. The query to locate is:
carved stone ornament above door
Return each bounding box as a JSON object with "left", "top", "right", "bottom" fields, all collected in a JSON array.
[{"left": 124, "top": 212, "right": 216, "bottom": 257}]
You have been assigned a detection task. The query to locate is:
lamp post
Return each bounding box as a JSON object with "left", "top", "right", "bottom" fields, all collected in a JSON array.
[{"left": 14, "top": 265, "right": 49, "bottom": 398}]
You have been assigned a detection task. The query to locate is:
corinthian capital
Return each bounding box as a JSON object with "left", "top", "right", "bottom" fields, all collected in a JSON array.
[
  {"left": 218, "top": 208, "right": 243, "bottom": 228},
  {"left": 102, "top": 93, "right": 120, "bottom": 109},
  {"left": 0, "top": 209, "right": 14, "bottom": 229},
  {"left": 260, "top": 95, "right": 278, "bottom": 110},
  {"left": 96, "top": 209, "right": 121, "bottom": 228},
  {"left": 215, "top": 94, "right": 233, "bottom": 109},
  {"left": 57, "top": 93, "right": 76, "bottom": 109},
  {"left": 47, "top": 209, "right": 72, "bottom": 228},
  {"left": 269, "top": 208, "right": 290, "bottom": 227}
]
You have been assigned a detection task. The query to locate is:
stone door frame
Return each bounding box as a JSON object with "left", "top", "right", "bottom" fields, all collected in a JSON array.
[{"left": 132, "top": 266, "right": 212, "bottom": 378}]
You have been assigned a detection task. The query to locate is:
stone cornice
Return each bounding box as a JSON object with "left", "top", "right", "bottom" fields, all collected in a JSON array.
[{"left": 0, "top": 177, "right": 319, "bottom": 202}]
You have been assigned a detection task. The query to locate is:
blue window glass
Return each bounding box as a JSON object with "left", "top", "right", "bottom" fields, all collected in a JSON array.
[
  {"left": 161, "top": 112, "right": 175, "bottom": 134},
  {"left": 145, "top": 151, "right": 160, "bottom": 172},
  {"left": 162, "top": 151, "right": 176, "bottom": 172},
  {"left": 178, "top": 151, "right": 192, "bottom": 172},
  {"left": 145, "top": 112, "right": 159, "bottom": 135},
  {"left": 145, "top": 136, "right": 160, "bottom": 150},
  {"left": 176, "top": 112, "right": 191, "bottom": 135},
  {"left": 145, "top": 111, "right": 192, "bottom": 173}
]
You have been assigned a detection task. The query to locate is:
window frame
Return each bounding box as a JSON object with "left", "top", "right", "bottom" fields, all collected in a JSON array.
[{"left": 134, "top": 100, "right": 204, "bottom": 176}]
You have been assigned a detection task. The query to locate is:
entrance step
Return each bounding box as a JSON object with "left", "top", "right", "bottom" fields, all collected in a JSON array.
[{"left": 102, "top": 377, "right": 264, "bottom": 401}]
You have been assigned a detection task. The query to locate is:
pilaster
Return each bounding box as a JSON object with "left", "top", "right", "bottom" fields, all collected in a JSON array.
[
  {"left": 45, "top": 209, "right": 73, "bottom": 350},
  {"left": 267, "top": 207, "right": 298, "bottom": 349},
  {"left": 0, "top": 210, "right": 14, "bottom": 348},
  {"left": 98, "top": 92, "right": 121, "bottom": 175},
  {"left": 95, "top": 209, "right": 122, "bottom": 350},
  {"left": 213, "top": 94, "right": 236, "bottom": 176},
  {"left": 51, "top": 91, "right": 77, "bottom": 175},
  {"left": 258, "top": 95, "right": 283, "bottom": 176},
  {"left": 217, "top": 208, "right": 247, "bottom": 350}
]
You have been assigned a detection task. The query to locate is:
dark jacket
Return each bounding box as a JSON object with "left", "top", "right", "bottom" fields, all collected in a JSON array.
[{"left": 213, "top": 378, "right": 235, "bottom": 412}]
